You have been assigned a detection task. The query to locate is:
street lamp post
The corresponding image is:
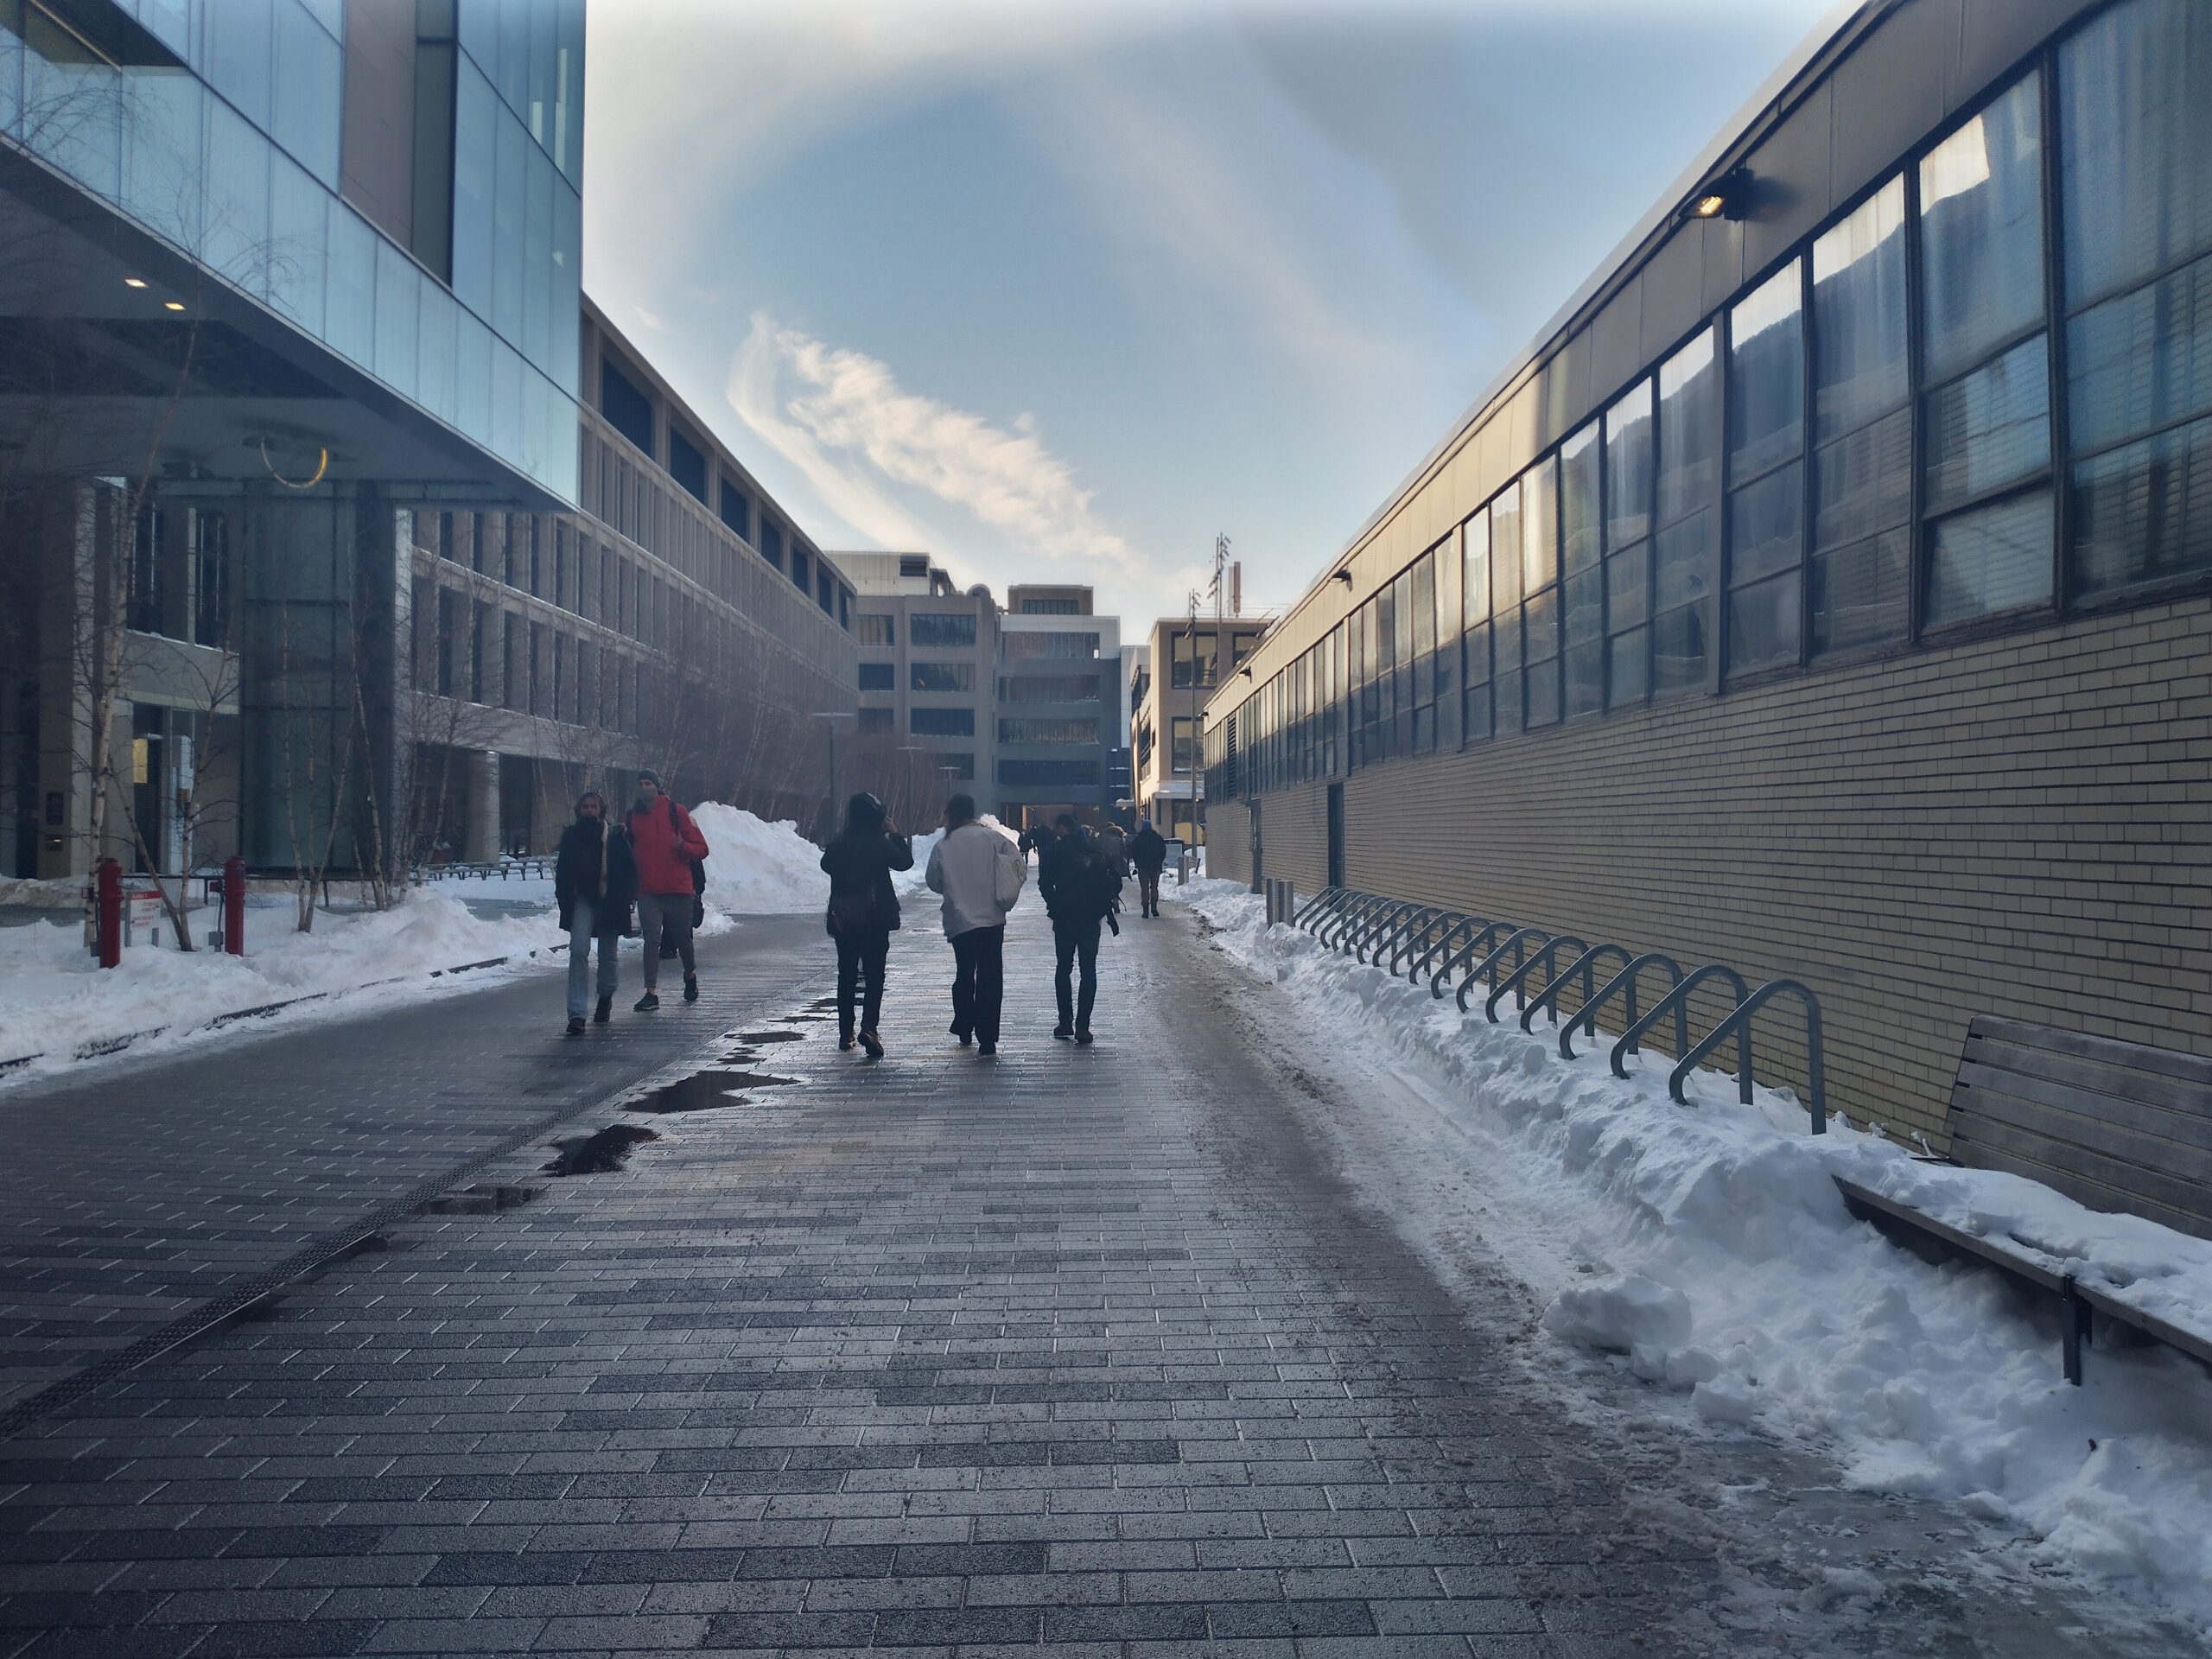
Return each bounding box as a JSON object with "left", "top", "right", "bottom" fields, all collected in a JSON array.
[{"left": 807, "top": 711, "right": 854, "bottom": 842}]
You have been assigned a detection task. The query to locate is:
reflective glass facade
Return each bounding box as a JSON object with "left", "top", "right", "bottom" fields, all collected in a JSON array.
[{"left": 0, "top": 0, "right": 582, "bottom": 499}]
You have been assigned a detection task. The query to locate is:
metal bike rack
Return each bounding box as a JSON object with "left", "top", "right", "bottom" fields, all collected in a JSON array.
[
  {"left": 1292, "top": 887, "right": 1339, "bottom": 930},
  {"left": 1355, "top": 899, "right": 1423, "bottom": 966},
  {"left": 1430, "top": 919, "right": 1517, "bottom": 999},
  {"left": 1391, "top": 907, "right": 1456, "bottom": 979},
  {"left": 1522, "top": 942, "right": 1636, "bottom": 1036},
  {"left": 1376, "top": 903, "right": 1445, "bottom": 971},
  {"left": 1611, "top": 963, "right": 1753, "bottom": 1103},
  {"left": 1486, "top": 933, "right": 1588, "bottom": 1026},
  {"left": 1672, "top": 979, "right": 1827, "bottom": 1132},
  {"left": 1560, "top": 951, "right": 1685, "bottom": 1061},
  {"left": 1455, "top": 926, "right": 1550, "bottom": 1014}
]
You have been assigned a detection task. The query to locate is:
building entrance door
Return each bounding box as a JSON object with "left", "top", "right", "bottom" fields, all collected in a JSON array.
[
  {"left": 1326, "top": 783, "right": 1344, "bottom": 888},
  {"left": 1248, "top": 798, "right": 1262, "bottom": 893}
]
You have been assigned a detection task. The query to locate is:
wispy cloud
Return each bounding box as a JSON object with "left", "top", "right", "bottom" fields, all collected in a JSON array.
[{"left": 727, "top": 314, "right": 1136, "bottom": 575}]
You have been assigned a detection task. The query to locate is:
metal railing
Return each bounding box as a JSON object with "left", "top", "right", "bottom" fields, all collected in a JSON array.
[{"left": 1289, "top": 886, "right": 1827, "bottom": 1135}]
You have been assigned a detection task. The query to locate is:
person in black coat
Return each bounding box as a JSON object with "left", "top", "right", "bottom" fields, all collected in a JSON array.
[
  {"left": 1128, "top": 819, "right": 1168, "bottom": 918},
  {"left": 555, "top": 790, "right": 638, "bottom": 1035},
  {"left": 1039, "top": 814, "right": 1121, "bottom": 1044},
  {"left": 819, "top": 792, "right": 914, "bottom": 1058}
]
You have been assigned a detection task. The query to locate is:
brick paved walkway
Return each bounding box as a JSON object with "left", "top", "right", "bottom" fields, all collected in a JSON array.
[
  {"left": 0, "top": 917, "right": 828, "bottom": 1414},
  {"left": 0, "top": 902, "right": 2187, "bottom": 1656}
]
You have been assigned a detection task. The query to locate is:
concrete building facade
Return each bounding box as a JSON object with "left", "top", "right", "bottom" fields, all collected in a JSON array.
[
  {"left": 1202, "top": 0, "right": 2212, "bottom": 1150},
  {"left": 1131, "top": 616, "right": 1268, "bottom": 845},
  {"left": 997, "top": 584, "right": 1119, "bottom": 829}
]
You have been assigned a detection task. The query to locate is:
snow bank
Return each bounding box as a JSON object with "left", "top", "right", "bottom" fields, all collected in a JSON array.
[
  {"left": 689, "top": 802, "right": 828, "bottom": 914},
  {"left": 895, "top": 815, "right": 1018, "bottom": 893},
  {"left": 1174, "top": 880, "right": 2212, "bottom": 1628},
  {"left": 0, "top": 888, "right": 567, "bottom": 1082}
]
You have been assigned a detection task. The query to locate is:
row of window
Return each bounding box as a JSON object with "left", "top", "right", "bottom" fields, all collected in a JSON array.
[
  {"left": 858, "top": 660, "right": 978, "bottom": 693},
  {"left": 1217, "top": 0, "right": 2212, "bottom": 799}
]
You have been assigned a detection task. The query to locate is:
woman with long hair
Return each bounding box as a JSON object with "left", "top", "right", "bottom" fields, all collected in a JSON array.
[{"left": 819, "top": 792, "right": 914, "bottom": 1057}]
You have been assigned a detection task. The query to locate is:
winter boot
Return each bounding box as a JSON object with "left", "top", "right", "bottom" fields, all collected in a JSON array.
[
  {"left": 594, "top": 994, "right": 613, "bottom": 1024},
  {"left": 859, "top": 1027, "right": 884, "bottom": 1059},
  {"left": 1075, "top": 1027, "right": 1094, "bottom": 1046},
  {"left": 683, "top": 973, "right": 699, "bottom": 1003},
  {"left": 566, "top": 1016, "right": 587, "bottom": 1037}
]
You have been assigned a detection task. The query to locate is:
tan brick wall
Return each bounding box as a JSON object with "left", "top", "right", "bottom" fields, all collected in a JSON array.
[{"left": 1207, "top": 596, "right": 2212, "bottom": 1148}]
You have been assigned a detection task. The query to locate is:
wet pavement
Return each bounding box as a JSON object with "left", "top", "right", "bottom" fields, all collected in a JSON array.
[{"left": 0, "top": 902, "right": 2195, "bottom": 1656}]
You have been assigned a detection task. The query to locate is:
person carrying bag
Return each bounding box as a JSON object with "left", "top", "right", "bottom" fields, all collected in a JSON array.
[{"left": 819, "top": 792, "right": 914, "bottom": 1058}]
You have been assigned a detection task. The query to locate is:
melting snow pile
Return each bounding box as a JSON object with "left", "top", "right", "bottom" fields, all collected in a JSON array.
[
  {"left": 689, "top": 802, "right": 828, "bottom": 913},
  {"left": 1173, "top": 879, "right": 2212, "bottom": 1629},
  {"left": 0, "top": 888, "right": 565, "bottom": 1081}
]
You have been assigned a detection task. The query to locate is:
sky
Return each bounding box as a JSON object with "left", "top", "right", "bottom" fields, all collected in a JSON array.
[{"left": 582, "top": 0, "right": 1840, "bottom": 630}]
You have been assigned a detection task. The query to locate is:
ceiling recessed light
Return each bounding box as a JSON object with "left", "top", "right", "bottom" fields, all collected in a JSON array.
[
  {"left": 163, "top": 301, "right": 186, "bottom": 312},
  {"left": 123, "top": 277, "right": 148, "bottom": 289}
]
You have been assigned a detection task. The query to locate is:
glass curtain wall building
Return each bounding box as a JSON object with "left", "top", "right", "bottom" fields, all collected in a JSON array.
[{"left": 1204, "top": 0, "right": 2212, "bottom": 1151}]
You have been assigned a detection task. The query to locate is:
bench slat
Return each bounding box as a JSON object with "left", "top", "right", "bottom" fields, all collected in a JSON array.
[
  {"left": 1955, "top": 1061, "right": 2212, "bottom": 1161},
  {"left": 1967, "top": 1015, "right": 2212, "bottom": 1090},
  {"left": 1960, "top": 1037, "right": 2212, "bottom": 1125},
  {"left": 1831, "top": 1178, "right": 2073, "bottom": 1292},
  {"left": 2075, "top": 1283, "right": 2212, "bottom": 1371},
  {"left": 1943, "top": 1132, "right": 2212, "bottom": 1242}
]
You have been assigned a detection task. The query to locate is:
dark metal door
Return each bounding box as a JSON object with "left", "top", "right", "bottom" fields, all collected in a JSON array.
[{"left": 1326, "top": 784, "right": 1344, "bottom": 887}]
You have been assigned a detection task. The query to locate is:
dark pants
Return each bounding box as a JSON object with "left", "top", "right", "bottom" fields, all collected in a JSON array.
[
  {"left": 637, "top": 893, "right": 694, "bottom": 988},
  {"left": 836, "top": 927, "right": 891, "bottom": 1037},
  {"left": 950, "top": 925, "right": 1005, "bottom": 1046},
  {"left": 1053, "top": 918, "right": 1101, "bottom": 1032},
  {"left": 1136, "top": 870, "right": 1162, "bottom": 915}
]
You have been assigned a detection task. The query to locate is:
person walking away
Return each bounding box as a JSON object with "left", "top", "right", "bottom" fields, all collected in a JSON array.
[
  {"left": 625, "top": 769, "right": 709, "bottom": 1009},
  {"left": 1129, "top": 818, "right": 1167, "bottom": 918},
  {"left": 1098, "top": 821, "right": 1128, "bottom": 879},
  {"left": 1039, "top": 815, "right": 1120, "bottom": 1043},
  {"left": 554, "top": 790, "right": 637, "bottom": 1035},
  {"left": 820, "top": 791, "right": 913, "bottom": 1058},
  {"left": 924, "top": 793, "right": 1027, "bottom": 1057}
]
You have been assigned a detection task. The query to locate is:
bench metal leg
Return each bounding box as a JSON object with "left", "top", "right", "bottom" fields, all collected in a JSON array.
[{"left": 2063, "top": 1277, "right": 2088, "bottom": 1386}]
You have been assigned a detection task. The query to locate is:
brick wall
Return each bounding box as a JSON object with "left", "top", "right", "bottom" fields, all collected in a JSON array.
[{"left": 1206, "top": 596, "right": 2212, "bottom": 1147}]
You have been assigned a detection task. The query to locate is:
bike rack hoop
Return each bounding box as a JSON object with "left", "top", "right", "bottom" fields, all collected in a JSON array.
[{"left": 1670, "top": 979, "right": 1827, "bottom": 1133}]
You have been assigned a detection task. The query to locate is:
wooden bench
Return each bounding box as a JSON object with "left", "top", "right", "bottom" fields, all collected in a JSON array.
[{"left": 1835, "top": 1016, "right": 2212, "bottom": 1385}]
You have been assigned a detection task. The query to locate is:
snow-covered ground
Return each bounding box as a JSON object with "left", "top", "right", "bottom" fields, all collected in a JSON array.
[
  {"left": 1173, "top": 879, "right": 2212, "bottom": 1633},
  {"left": 0, "top": 805, "right": 832, "bottom": 1084}
]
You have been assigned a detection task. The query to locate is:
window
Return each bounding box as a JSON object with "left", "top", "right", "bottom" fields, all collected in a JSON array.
[
  {"left": 601, "top": 357, "right": 652, "bottom": 454},
  {"left": 1519, "top": 457, "right": 1560, "bottom": 726},
  {"left": 1810, "top": 176, "right": 1911, "bottom": 656},
  {"left": 1170, "top": 629, "right": 1219, "bottom": 688},
  {"left": 1461, "top": 506, "right": 1492, "bottom": 742},
  {"left": 1490, "top": 478, "right": 1524, "bottom": 734},
  {"left": 899, "top": 556, "right": 930, "bottom": 578},
  {"left": 999, "top": 718, "right": 1096, "bottom": 744},
  {"left": 857, "top": 707, "right": 893, "bottom": 735},
  {"left": 1171, "top": 715, "right": 1197, "bottom": 773},
  {"left": 1653, "top": 328, "right": 1717, "bottom": 694},
  {"left": 911, "top": 707, "right": 974, "bottom": 737},
  {"left": 1000, "top": 673, "right": 1100, "bottom": 702},
  {"left": 192, "top": 509, "right": 230, "bottom": 649},
  {"left": 856, "top": 613, "right": 895, "bottom": 647},
  {"left": 1018, "top": 596, "right": 1080, "bottom": 614},
  {"left": 1605, "top": 380, "right": 1653, "bottom": 705},
  {"left": 1004, "top": 630, "right": 1099, "bottom": 659},
  {"left": 1726, "top": 261, "right": 1806, "bottom": 678},
  {"left": 858, "top": 662, "right": 894, "bottom": 691},
  {"left": 999, "top": 758, "right": 1099, "bottom": 786},
  {"left": 935, "top": 753, "right": 976, "bottom": 780},
  {"left": 912, "top": 661, "right": 975, "bottom": 693},
  {"left": 818, "top": 570, "right": 836, "bottom": 614},
  {"left": 791, "top": 545, "right": 810, "bottom": 593},
  {"left": 760, "top": 520, "right": 784, "bottom": 572},
  {"left": 718, "top": 481, "right": 749, "bottom": 543},
  {"left": 667, "top": 426, "right": 708, "bottom": 504},
  {"left": 1560, "top": 421, "right": 1605, "bottom": 715},
  {"left": 911, "top": 612, "right": 978, "bottom": 649},
  {"left": 1921, "top": 73, "right": 2053, "bottom": 628},
  {"left": 2061, "top": 2, "right": 2212, "bottom": 598}
]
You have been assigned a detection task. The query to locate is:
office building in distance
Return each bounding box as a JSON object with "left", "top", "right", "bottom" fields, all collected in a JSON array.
[{"left": 1131, "top": 615, "right": 1268, "bottom": 846}]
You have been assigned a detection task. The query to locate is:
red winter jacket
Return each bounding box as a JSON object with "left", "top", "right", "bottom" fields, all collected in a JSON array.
[{"left": 626, "top": 797, "right": 709, "bottom": 896}]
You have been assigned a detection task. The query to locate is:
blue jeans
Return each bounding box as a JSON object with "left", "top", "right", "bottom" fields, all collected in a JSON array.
[{"left": 567, "top": 896, "right": 622, "bottom": 1019}]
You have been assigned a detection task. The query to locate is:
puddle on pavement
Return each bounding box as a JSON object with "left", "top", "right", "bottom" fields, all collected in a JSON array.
[
  {"left": 626, "top": 1067, "right": 797, "bottom": 1113},
  {"left": 418, "top": 1182, "right": 543, "bottom": 1215},
  {"left": 543, "top": 1124, "right": 658, "bottom": 1174},
  {"left": 735, "top": 1030, "right": 805, "bottom": 1044}
]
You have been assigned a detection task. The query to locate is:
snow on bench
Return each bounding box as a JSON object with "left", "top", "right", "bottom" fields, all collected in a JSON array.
[{"left": 1836, "top": 1016, "right": 2212, "bottom": 1384}]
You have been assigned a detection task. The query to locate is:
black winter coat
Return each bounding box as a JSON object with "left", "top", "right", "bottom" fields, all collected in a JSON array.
[
  {"left": 1128, "top": 823, "right": 1168, "bottom": 874},
  {"left": 819, "top": 829, "right": 915, "bottom": 937},
  {"left": 1039, "top": 835, "right": 1121, "bottom": 926},
  {"left": 555, "top": 817, "right": 638, "bottom": 932}
]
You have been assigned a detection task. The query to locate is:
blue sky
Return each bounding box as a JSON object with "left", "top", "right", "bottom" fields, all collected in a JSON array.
[{"left": 584, "top": 0, "right": 1840, "bottom": 627}]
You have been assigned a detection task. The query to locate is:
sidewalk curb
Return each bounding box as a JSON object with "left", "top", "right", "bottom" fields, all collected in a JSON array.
[{"left": 0, "top": 944, "right": 571, "bottom": 1074}]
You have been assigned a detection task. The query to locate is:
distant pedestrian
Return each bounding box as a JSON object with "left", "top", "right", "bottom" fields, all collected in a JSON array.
[
  {"left": 625, "top": 770, "right": 709, "bottom": 1009},
  {"left": 554, "top": 790, "right": 636, "bottom": 1036},
  {"left": 1039, "top": 814, "right": 1121, "bottom": 1044},
  {"left": 1129, "top": 819, "right": 1167, "bottom": 918},
  {"left": 820, "top": 792, "right": 913, "bottom": 1058},
  {"left": 1098, "top": 821, "right": 1128, "bottom": 877},
  {"left": 924, "top": 793, "right": 1027, "bottom": 1058}
]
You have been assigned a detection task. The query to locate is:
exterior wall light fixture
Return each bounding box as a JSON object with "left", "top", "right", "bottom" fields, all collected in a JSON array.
[
  {"left": 1331, "top": 570, "right": 1353, "bottom": 588},
  {"left": 1681, "top": 164, "right": 1752, "bottom": 224},
  {"left": 123, "top": 276, "right": 147, "bottom": 289}
]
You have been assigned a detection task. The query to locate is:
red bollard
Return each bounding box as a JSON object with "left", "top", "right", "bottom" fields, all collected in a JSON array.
[
  {"left": 223, "top": 855, "right": 246, "bottom": 956},
  {"left": 96, "top": 857, "right": 122, "bottom": 969}
]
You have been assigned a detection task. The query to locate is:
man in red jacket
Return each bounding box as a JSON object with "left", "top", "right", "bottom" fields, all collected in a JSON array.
[{"left": 624, "top": 770, "right": 709, "bottom": 1008}]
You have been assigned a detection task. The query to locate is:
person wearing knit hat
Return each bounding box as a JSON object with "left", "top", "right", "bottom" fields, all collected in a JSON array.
[{"left": 626, "top": 771, "right": 709, "bottom": 1008}]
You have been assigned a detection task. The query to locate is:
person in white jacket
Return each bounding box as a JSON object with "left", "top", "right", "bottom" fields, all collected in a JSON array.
[{"left": 923, "top": 793, "right": 1027, "bottom": 1057}]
